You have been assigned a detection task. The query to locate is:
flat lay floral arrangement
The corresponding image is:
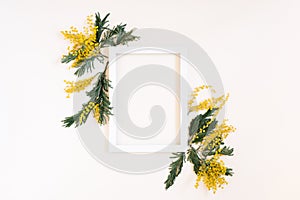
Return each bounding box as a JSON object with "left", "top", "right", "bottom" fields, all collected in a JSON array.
[{"left": 60, "top": 12, "right": 236, "bottom": 193}]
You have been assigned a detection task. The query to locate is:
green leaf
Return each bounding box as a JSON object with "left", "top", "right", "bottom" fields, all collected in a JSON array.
[
  {"left": 192, "top": 119, "right": 217, "bottom": 144},
  {"left": 164, "top": 152, "right": 185, "bottom": 190},
  {"left": 95, "top": 13, "right": 110, "bottom": 42},
  {"left": 220, "top": 146, "right": 234, "bottom": 156},
  {"left": 86, "top": 74, "right": 102, "bottom": 101},
  {"left": 101, "top": 27, "right": 139, "bottom": 47},
  {"left": 225, "top": 168, "right": 234, "bottom": 176},
  {"left": 74, "top": 57, "right": 97, "bottom": 77},
  {"left": 61, "top": 113, "right": 78, "bottom": 128},
  {"left": 207, "top": 146, "right": 234, "bottom": 156},
  {"left": 202, "top": 108, "right": 218, "bottom": 118},
  {"left": 85, "top": 62, "right": 113, "bottom": 125},
  {"left": 187, "top": 147, "right": 202, "bottom": 174},
  {"left": 188, "top": 115, "right": 202, "bottom": 137},
  {"left": 189, "top": 108, "right": 218, "bottom": 144},
  {"left": 61, "top": 101, "right": 93, "bottom": 127},
  {"left": 61, "top": 53, "right": 77, "bottom": 63}
]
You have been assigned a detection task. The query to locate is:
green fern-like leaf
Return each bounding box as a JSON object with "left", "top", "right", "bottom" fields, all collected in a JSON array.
[
  {"left": 164, "top": 152, "right": 185, "bottom": 190},
  {"left": 187, "top": 147, "right": 202, "bottom": 174}
]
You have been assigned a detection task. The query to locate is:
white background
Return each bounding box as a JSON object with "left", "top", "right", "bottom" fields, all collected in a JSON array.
[{"left": 1, "top": 0, "right": 300, "bottom": 199}]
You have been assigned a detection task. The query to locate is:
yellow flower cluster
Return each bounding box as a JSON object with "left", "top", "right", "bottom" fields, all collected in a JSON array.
[
  {"left": 190, "top": 95, "right": 226, "bottom": 112},
  {"left": 195, "top": 154, "right": 227, "bottom": 193},
  {"left": 61, "top": 15, "right": 99, "bottom": 68},
  {"left": 188, "top": 85, "right": 214, "bottom": 108},
  {"left": 201, "top": 119, "right": 236, "bottom": 151},
  {"left": 93, "top": 104, "right": 100, "bottom": 122},
  {"left": 189, "top": 85, "right": 229, "bottom": 112},
  {"left": 79, "top": 102, "right": 96, "bottom": 124},
  {"left": 210, "top": 93, "right": 229, "bottom": 120},
  {"left": 189, "top": 92, "right": 230, "bottom": 143},
  {"left": 64, "top": 76, "right": 95, "bottom": 98}
]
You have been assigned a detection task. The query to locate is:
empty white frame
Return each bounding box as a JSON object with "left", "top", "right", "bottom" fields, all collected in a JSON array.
[{"left": 108, "top": 47, "right": 188, "bottom": 153}]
